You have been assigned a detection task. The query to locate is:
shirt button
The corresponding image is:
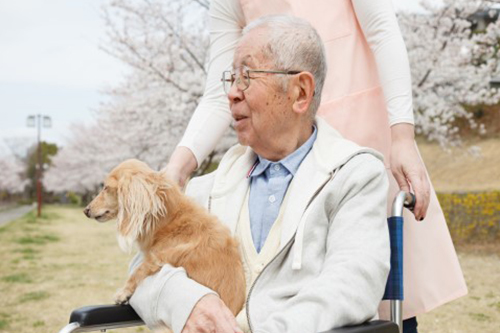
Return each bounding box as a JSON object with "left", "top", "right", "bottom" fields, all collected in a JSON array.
[
  {"left": 269, "top": 195, "right": 276, "bottom": 203},
  {"left": 274, "top": 164, "right": 281, "bottom": 171}
]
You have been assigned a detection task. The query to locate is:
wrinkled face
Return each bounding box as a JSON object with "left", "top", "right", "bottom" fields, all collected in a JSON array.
[
  {"left": 84, "top": 176, "right": 119, "bottom": 223},
  {"left": 228, "top": 29, "right": 295, "bottom": 156}
]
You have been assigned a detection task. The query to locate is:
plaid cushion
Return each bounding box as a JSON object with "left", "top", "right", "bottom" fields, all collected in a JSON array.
[{"left": 383, "top": 216, "right": 404, "bottom": 300}]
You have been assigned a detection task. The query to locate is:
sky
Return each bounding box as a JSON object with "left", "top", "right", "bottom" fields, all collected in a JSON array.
[
  {"left": 0, "top": 0, "right": 127, "bottom": 156},
  {"left": 0, "top": 0, "right": 424, "bottom": 157}
]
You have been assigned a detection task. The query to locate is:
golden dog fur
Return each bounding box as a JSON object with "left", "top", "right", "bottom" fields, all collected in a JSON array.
[{"left": 84, "top": 159, "right": 245, "bottom": 316}]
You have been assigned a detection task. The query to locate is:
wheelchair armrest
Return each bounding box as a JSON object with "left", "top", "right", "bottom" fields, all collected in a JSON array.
[
  {"left": 319, "top": 320, "right": 399, "bottom": 333},
  {"left": 59, "top": 306, "right": 398, "bottom": 333},
  {"left": 59, "top": 304, "right": 144, "bottom": 333}
]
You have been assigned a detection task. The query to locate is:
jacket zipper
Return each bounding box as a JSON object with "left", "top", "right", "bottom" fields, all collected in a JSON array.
[
  {"left": 246, "top": 236, "right": 295, "bottom": 333},
  {"left": 246, "top": 170, "right": 336, "bottom": 333}
]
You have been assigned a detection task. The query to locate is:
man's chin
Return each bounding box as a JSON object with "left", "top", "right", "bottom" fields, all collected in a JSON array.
[{"left": 236, "top": 133, "right": 250, "bottom": 147}]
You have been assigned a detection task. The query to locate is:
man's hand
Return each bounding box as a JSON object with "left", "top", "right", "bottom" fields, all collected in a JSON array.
[
  {"left": 182, "top": 294, "right": 242, "bottom": 333},
  {"left": 390, "top": 124, "right": 430, "bottom": 221}
]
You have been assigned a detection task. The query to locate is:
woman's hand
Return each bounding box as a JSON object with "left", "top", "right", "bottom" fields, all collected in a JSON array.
[
  {"left": 390, "top": 124, "right": 430, "bottom": 221},
  {"left": 162, "top": 147, "right": 198, "bottom": 188}
]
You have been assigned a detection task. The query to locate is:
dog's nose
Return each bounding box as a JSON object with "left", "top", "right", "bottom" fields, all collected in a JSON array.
[{"left": 83, "top": 207, "right": 90, "bottom": 217}]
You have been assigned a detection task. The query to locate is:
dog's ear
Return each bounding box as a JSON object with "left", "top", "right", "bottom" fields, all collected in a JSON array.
[{"left": 116, "top": 171, "right": 167, "bottom": 243}]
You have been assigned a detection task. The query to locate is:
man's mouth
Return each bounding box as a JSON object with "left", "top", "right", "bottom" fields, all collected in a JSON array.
[
  {"left": 233, "top": 114, "right": 248, "bottom": 128},
  {"left": 233, "top": 114, "right": 247, "bottom": 121}
]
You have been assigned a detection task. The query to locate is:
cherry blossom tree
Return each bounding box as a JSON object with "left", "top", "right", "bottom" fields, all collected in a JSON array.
[
  {"left": 0, "top": 138, "right": 32, "bottom": 196},
  {"left": 45, "top": 0, "right": 500, "bottom": 194},
  {"left": 45, "top": 0, "right": 235, "bottom": 194},
  {"left": 0, "top": 156, "right": 27, "bottom": 194},
  {"left": 399, "top": 0, "right": 500, "bottom": 146}
]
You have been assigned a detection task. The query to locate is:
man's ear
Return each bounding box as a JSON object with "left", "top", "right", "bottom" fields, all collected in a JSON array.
[{"left": 292, "top": 71, "right": 315, "bottom": 115}]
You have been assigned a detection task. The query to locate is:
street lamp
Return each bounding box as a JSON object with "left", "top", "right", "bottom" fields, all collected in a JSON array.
[{"left": 27, "top": 114, "right": 51, "bottom": 217}]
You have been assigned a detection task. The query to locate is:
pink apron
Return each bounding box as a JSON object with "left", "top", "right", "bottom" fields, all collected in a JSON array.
[{"left": 240, "top": 0, "right": 467, "bottom": 319}]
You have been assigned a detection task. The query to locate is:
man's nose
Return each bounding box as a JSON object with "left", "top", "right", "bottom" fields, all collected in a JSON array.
[
  {"left": 83, "top": 207, "right": 91, "bottom": 217},
  {"left": 227, "top": 80, "right": 244, "bottom": 104}
]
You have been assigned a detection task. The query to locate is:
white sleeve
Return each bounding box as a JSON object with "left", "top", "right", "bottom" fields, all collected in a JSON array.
[
  {"left": 352, "top": 0, "right": 415, "bottom": 126},
  {"left": 128, "top": 255, "right": 217, "bottom": 333},
  {"left": 177, "top": 0, "right": 245, "bottom": 166}
]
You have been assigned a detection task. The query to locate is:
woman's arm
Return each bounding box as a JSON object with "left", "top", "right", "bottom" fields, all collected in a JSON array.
[
  {"left": 353, "top": 0, "right": 430, "bottom": 219},
  {"left": 352, "top": 0, "right": 414, "bottom": 126},
  {"left": 166, "top": 0, "right": 245, "bottom": 186}
]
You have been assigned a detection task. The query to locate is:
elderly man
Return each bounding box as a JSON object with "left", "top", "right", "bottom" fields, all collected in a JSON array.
[{"left": 130, "top": 15, "right": 390, "bottom": 333}]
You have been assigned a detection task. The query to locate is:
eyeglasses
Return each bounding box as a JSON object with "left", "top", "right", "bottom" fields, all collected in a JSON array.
[{"left": 221, "top": 68, "right": 301, "bottom": 95}]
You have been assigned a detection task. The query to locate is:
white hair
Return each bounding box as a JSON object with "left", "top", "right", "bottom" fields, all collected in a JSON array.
[{"left": 243, "top": 15, "right": 328, "bottom": 116}]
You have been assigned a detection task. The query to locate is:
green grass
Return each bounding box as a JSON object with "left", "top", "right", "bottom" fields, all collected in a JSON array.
[
  {"left": 39, "top": 211, "right": 61, "bottom": 220},
  {"left": 489, "top": 302, "right": 500, "bottom": 311},
  {"left": 24, "top": 212, "right": 37, "bottom": 224},
  {"left": 486, "top": 291, "right": 496, "bottom": 298},
  {"left": 0, "top": 313, "right": 10, "bottom": 330},
  {"left": 16, "top": 234, "right": 59, "bottom": 245},
  {"left": 32, "top": 320, "right": 44, "bottom": 327},
  {"left": 13, "top": 248, "right": 36, "bottom": 255},
  {"left": 469, "top": 312, "right": 491, "bottom": 322},
  {"left": 1, "top": 273, "right": 33, "bottom": 284},
  {"left": 19, "top": 291, "right": 50, "bottom": 303},
  {"left": 15, "top": 210, "right": 61, "bottom": 226},
  {"left": 22, "top": 254, "right": 36, "bottom": 261}
]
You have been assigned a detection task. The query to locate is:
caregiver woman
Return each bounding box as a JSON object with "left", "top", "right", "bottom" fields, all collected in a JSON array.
[{"left": 164, "top": 0, "right": 468, "bottom": 332}]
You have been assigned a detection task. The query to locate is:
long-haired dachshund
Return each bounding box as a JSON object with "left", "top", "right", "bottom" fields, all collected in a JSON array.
[{"left": 84, "top": 159, "right": 245, "bottom": 317}]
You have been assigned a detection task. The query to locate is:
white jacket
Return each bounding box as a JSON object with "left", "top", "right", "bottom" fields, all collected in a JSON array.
[{"left": 130, "top": 117, "right": 390, "bottom": 333}]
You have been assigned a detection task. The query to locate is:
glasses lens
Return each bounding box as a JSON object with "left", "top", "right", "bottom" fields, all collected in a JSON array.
[
  {"left": 222, "top": 71, "right": 232, "bottom": 94},
  {"left": 237, "top": 69, "right": 250, "bottom": 91}
]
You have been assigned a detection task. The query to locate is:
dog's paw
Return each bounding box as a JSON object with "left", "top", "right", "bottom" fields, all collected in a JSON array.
[{"left": 114, "top": 288, "right": 132, "bottom": 305}]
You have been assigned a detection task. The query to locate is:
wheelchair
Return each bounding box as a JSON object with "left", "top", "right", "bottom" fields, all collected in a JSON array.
[{"left": 59, "top": 191, "right": 415, "bottom": 333}]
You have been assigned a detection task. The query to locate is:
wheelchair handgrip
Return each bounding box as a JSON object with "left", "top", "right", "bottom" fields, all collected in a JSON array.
[{"left": 403, "top": 192, "right": 416, "bottom": 212}]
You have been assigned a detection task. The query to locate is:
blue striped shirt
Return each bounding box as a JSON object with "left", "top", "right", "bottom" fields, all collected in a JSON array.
[{"left": 249, "top": 126, "right": 317, "bottom": 252}]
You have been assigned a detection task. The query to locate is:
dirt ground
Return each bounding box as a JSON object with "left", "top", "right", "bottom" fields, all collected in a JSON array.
[
  {"left": 417, "top": 138, "right": 500, "bottom": 193},
  {"left": 417, "top": 245, "right": 500, "bottom": 333},
  {"left": 0, "top": 206, "right": 498, "bottom": 333}
]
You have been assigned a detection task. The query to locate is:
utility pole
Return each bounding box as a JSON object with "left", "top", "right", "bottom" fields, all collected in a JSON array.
[{"left": 27, "top": 114, "right": 51, "bottom": 217}]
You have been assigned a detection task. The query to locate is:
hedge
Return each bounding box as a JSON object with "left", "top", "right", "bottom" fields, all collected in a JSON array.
[{"left": 437, "top": 191, "right": 500, "bottom": 243}]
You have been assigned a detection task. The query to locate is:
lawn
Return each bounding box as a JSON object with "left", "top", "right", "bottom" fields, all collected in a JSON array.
[
  {"left": 0, "top": 205, "right": 498, "bottom": 333},
  {"left": 0, "top": 206, "right": 139, "bottom": 333}
]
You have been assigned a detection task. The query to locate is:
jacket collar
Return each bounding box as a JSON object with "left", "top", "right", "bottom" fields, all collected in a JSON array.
[{"left": 208, "top": 117, "right": 384, "bottom": 242}]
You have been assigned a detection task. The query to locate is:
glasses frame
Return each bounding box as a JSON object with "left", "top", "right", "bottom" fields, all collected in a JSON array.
[{"left": 221, "top": 68, "right": 302, "bottom": 94}]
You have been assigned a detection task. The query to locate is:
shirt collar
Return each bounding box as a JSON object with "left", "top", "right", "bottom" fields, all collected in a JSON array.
[{"left": 249, "top": 126, "right": 317, "bottom": 178}]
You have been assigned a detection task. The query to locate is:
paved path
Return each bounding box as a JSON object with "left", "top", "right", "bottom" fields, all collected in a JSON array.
[{"left": 0, "top": 205, "right": 35, "bottom": 228}]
